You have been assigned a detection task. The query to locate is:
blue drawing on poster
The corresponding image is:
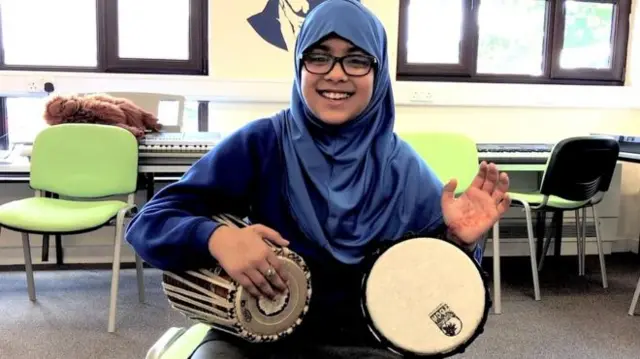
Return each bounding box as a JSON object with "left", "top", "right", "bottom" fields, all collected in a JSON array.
[{"left": 247, "top": 0, "right": 360, "bottom": 52}]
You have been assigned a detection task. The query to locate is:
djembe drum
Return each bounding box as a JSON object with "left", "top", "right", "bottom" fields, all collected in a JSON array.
[
  {"left": 361, "top": 236, "right": 491, "bottom": 357},
  {"left": 161, "top": 214, "right": 313, "bottom": 343}
]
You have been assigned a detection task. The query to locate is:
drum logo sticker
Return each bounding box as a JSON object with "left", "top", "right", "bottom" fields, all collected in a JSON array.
[{"left": 429, "top": 303, "right": 463, "bottom": 337}]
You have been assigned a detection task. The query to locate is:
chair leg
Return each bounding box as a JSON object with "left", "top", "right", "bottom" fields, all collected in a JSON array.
[
  {"left": 591, "top": 205, "right": 608, "bottom": 288},
  {"left": 21, "top": 232, "right": 36, "bottom": 302},
  {"left": 581, "top": 207, "right": 588, "bottom": 276},
  {"left": 492, "top": 222, "right": 501, "bottom": 314},
  {"left": 108, "top": 210, "right": 127, "bottom": 333},
  {"left": 629, "top": 274, "right": 640, "bottom": 316},
  {"left": 575, "top": 209, "right": 583, "bottom": 276},
  {"left": 135, "top": 254, "right": 145, "bottom": 303},
  {"left": 523, "top": 204, "right": 541, "bottom": 301},
  {"left": 538, "top": 214, "right": 556, "bottom": 271}
]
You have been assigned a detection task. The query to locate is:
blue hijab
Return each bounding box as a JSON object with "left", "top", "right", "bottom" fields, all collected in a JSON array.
[{"left": 271, "top": 0, "right": 443, "bottom": 264}]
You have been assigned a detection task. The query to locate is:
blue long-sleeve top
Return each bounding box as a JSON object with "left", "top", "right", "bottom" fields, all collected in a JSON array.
[{"left": 125, "top": 118, "right": 484, "bottom": 334}]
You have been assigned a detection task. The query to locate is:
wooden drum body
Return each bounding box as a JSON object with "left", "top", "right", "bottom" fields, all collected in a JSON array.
[{"left": 161, "top": 214, "right": 312, "bottom": 343}]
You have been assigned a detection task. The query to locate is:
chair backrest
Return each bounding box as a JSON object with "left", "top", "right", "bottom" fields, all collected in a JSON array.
[
  {"left": 30, "top": 123, "right": 139, "bottom": 198},
  {"left": 398, "top": 132, "right": 479, "bottom": 194},
  {"left": 539, "top": 136, "right": 619, "bottom": 201},
  {"left": 104, "top": 92, "right": 186, "bottom": 132}
]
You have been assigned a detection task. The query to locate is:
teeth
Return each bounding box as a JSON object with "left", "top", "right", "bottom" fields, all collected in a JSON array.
[{"left": 320, "top": 91, "right": 352, "bottom": 100}]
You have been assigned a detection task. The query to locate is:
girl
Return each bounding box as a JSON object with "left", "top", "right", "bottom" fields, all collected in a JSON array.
[{"left": 125, "top": 0, "right": 510, "bottom": 357}]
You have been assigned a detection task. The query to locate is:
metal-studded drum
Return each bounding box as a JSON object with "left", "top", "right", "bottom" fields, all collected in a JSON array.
[
  {"left": 361, "top": 237, "right": 490, "bottom": 357},
  {"left": 161, "top": 214, "right": 312, "bottom": 343}
]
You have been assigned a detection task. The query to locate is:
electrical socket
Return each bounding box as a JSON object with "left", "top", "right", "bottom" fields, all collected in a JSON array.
[
  {"left": 410, "top": 90, "right": 433, "bottom": 103},
  {"left": 26, "top": 78, "right": 49, "bottom": 93},
  {"left": 27, "top": 81, "right": 40, "bottom": 92}
]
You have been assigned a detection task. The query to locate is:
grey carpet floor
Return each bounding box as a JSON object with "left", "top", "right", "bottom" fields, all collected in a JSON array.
[{"left": 1, "top": 254, "right": 640, "bottom": 359}]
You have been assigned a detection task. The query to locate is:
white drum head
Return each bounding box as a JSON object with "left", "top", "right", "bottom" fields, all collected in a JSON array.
[{"left": 364, "top": 237, "right": 488, "bottom": 356}]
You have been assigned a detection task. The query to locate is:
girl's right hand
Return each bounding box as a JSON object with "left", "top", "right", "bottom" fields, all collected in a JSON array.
[{"left": 208, "top": 224, "right": 290, "bottom": 299}]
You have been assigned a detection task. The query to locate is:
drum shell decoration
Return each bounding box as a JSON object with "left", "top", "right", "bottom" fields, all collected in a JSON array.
[{"left": 160, "top": 214, "right": 313, "bottom": 343}]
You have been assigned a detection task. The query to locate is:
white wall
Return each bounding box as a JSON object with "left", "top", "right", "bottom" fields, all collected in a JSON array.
[{"left": 0, "top": 0, "right": 639, "bottom": 265}]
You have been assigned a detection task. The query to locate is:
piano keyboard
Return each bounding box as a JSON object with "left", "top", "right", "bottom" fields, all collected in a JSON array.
[
  {"left": 17, "top": 131, "right": 224, "bottom": 166},
  {"left": 16, "top": 132, "right": 555, "bottom": 168},
  {"left": 138, "top": 132, "right": 223, "bottom": 164},
  {"left": 477, "top": 143, "right": 553, "bottom": 164},
  {"left": 139, "top": 132, "right": 222, "bottom": 152},
  {"left": 138, "top": 144, "right": 215, "bottom": 155}
]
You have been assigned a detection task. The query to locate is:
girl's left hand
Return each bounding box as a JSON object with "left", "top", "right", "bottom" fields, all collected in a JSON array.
[{"left": 441, "top": 161, "right": 511, "bottom": 245}]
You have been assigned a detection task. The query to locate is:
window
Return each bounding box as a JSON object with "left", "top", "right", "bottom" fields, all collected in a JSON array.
[
  {"left": 0, "top": 0, "right": 208, "bottom": 75},
  {"left": 5, "top": 96, "right": 49, "bottom": 145},
  {"left": 397, "top": 0, "right": 631, "bottom": 85},
  {"left": 158, "top": 99, "right": 200, "bottom": 132},
  {"left": 0, "top": 98, "right": 7, "bottom": 150},
  {"left": 0, "top": 96, "right": 206, "bottom": 150}
]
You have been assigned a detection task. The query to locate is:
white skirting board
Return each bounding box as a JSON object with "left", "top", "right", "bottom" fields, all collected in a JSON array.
[{"left": 482, "top": 237, "right": 622, "bottom": 257}]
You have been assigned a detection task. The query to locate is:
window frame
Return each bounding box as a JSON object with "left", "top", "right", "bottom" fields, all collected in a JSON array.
[
  {"left": 0, "top": 0, "right": 208, "bottom": 76},
  {"left": 396, "top": 0, "right": 632, "bottom": 86},
  {"left": 0, "top": 97, "right": 7, "bottom": 151}
]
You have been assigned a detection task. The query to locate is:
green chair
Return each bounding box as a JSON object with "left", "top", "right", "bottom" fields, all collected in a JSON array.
[
  {"left": 0, "top": 123, "right": 145, "bottom": 333},
  {"left": 504, "top": 136, "right": 619, "bottom": 302},
  {"left": 398, "top": 132, "right": 504, "bottom": 314},
  {"left": 399, "top": 132, "right": 478, "bottom": 195}
]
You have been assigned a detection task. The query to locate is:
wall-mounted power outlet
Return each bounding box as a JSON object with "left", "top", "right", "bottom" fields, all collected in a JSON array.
[
  {"left": 27, "top": 81, "right": 40, "bottom": 92},
  {"left": 410, "top": 90, "right": 433, "bottom": 103},
  {"left": 26, "top": 78, "right": 51, "bottom": 93}
]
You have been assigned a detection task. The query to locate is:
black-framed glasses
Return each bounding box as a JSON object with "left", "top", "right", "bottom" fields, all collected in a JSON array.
[{"left": 301, "top": 52, "right": 377, "bottom": 77}]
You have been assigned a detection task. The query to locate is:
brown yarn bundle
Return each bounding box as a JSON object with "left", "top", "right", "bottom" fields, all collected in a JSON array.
[{"left": 43, "top": 93, "right": 162, "bottom": 138}]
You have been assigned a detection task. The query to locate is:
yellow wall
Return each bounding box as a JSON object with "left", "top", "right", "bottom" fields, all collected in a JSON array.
[
  {"left": 0, "top": 0, "right": 639, "bottom": 264},
  {"left": 207, "top": 0, "right": 640, "bottom": 141},
  {"left": 207, "top": 0, "right": 640, "bottom": 242}
]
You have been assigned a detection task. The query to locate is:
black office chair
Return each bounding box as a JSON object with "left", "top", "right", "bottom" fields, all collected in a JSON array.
[{"left": 505, "top": 136, "right": 620, "bottom": 301}]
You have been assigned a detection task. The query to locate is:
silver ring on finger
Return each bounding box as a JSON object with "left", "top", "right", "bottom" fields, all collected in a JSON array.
[{"left": 265, "top": 267, "right": 275, "bottom": 279}]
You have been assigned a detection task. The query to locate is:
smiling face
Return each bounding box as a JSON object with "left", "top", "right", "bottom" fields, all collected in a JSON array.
[{"left": 300, "top": 37, "right": 375, "bottom": 126}]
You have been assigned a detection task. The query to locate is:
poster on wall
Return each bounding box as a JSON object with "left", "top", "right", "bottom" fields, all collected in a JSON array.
[{"left": 210, "top": 0, "right": 361, "bottom": 81}]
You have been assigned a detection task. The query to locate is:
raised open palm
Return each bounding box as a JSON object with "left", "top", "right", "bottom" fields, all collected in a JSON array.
[{"left": 441, "top": 161, "right": 511, "bottom": 244}]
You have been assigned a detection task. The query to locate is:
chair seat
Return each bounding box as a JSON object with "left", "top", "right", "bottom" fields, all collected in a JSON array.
[
  {"left": 147, "top": 324, "right": 211, "bottom": 359},
  {"left": 0, "top": 197, "right": 129, "bottom": 233},
  {"left": 508, "top": 192, "right": 590, "bottom": 210}
]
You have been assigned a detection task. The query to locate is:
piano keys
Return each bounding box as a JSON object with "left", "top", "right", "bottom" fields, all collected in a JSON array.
[
  {"left": 476, "top": 143, "right": 553, "bottom": 164},
  {"left": 19, "top": 134, "right": 555, "bottom": 166},
  {"left": 138, "top": 131, "right": 224, "bottom": 165},
  {"left": 16, "top": 130, "right": 580, "bottom": 168}
]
